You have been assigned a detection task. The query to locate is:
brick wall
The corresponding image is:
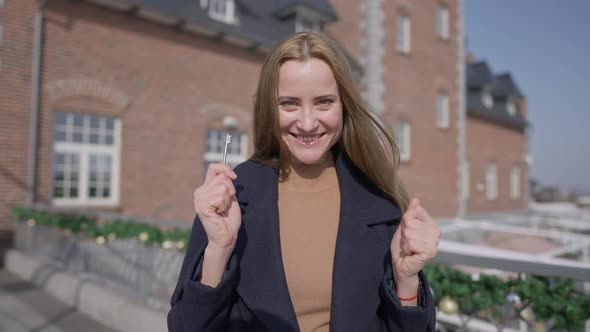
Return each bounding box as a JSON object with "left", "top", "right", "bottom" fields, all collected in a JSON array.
[
  {"left": 382, "top": 0, "right": 460, "bottom": 217},
  {"left": 0, "top": 0, "right": 35, "bottom": 238},
  {"left": 34, "top": 0, "right": 264, "bottom": 223},
  {"left": 466, "top": 116, "right": 528, "bottom": 213},
  {"left": 329, "top": 0, "right": 461, "bottom": 217},
  {"left": 1, "top": 0, "right": 530, "bottom": 229}
]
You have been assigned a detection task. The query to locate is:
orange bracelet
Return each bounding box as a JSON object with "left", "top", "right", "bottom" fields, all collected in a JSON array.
[{"left": 395, "top": 288, "right": 418, "bottom": 301}]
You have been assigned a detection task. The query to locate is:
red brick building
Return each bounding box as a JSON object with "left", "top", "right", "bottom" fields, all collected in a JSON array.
[
  {"left": 0, "top": 0, "right": 528, "bottom": 238},
  {"left": 465, "top": 60, "right": 529, "bottom": 213}
]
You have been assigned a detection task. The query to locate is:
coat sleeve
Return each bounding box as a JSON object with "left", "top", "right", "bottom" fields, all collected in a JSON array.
[
  {"left": 379, "top": 263, "right": 436, "bottom": 331},
  {"left": 167, "top": 214, "right": 239, "bottom": 332}
]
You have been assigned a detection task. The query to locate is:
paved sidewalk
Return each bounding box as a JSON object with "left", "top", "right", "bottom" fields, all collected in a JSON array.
[{"left": 0, "top": 269, "right": 117, "bottom": 332}]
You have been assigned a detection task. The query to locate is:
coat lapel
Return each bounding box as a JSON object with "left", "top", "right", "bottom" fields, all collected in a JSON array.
[
  {"left": 234, "top": 163, "right": 300, "bottom": 331},
  {"left": 330, "top": 151, "right": 402, "bottom": 331}
]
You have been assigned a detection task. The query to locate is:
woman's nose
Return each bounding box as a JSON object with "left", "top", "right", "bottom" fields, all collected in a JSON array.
[{"left": 297, "top": 107, "right": 317, "bottom": 131}]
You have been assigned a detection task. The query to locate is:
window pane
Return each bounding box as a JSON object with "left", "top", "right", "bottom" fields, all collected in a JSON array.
[
  {"left": 54, "top": 171, "right": 64, "bottom": 182},
  {"left": 73, "top": 113, "right": 84, "bottom": 128},
  {"left": 89, "top": 187, "right": 97, "bottom": 198},
  {"left": 71, "top": 154, "right": 79, "bottom": 166},
  {"left": 106, "top": 118, "right": 114, "bottom": 130},
  {"left": 70, "top": 171, "right": 79, "bottom": 182},
  {"left": 54, "top": 130, "right": 66, "bottom": 142},
  {"left": 54, "top": 112, "right": 67, "bottom": 125},
  {"left": 90, "top": 116, "right": 100, "bottom": 129},
  {"left": 89, "top": 133, "right": 99, "bottom": 144},
  {"left": 54, "top": 187, "right": 64, "bottom": 198},
  {"left": 70, "top": 187, "right": 78, "bottom": 198},
  {"left": 102, "top": 188, "right": 110, "bottom": 197},
  {"left": 54, "top": 154, "right": 65, "bottom": 166},
  {"left": 73, "top": 132, "right": 84, "bottom": 143},
  {"left": 105, "top": 135, "right": 114, "bottom": 145},
  {"left": 396, "top": 17, "right": 404, "bottom": 50}
]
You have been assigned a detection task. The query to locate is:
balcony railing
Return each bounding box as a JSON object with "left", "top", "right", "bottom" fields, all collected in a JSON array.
[{"left": 10, "top": 205, "right": 590, "bottom": 331}]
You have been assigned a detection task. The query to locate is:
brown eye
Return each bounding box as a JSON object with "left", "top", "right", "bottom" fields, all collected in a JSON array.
[
  {"left": 280, "top": 100, "right": 298, "bottom": 107},
  {"left": 317, "top": 99, "right": 334, "bottom": 107}
]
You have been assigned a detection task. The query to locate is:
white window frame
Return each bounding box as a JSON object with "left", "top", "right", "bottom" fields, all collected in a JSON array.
[
  {"left": 396, "top": 15, "right": 411, "bottom": 54},
  {"left": 482, "top": 91, "right": 494, "bottom": 109},
  {"left": 397, "top": 120, "right": 411, "bottom": 161},
  {"left": 485, "top": 162, "right": 498, "bottom": 201},
  {"left": 208, "top": 0, "right": 235, "bottom": 24},
  {"left": 507, "top": 100, "right": 517, "bottom": 116},
  {"left": 52, "top": 113, "right": 121, "bottom": 207},
  {"left": 436, "top": 4, "right": 450, "bottom": 40},
  {"left": 295, "top": 15, "right": 321, "bottom": 33},
  {"left": 204, "top": 129, "right": 248, "bottom": 169},
  {"left": 463, "top": 160, "right": 470, "bottom": 200},
  {"left": 510, "top": 166, "right": 521, "bottom": 199},
  {"left": 436, "top": 93, "right": 450, "bottom": 129}
]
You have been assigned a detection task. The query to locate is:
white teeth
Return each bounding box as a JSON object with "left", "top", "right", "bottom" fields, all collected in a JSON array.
[{"left": 297, "top": 135, "right": 320, "bottom": 142}]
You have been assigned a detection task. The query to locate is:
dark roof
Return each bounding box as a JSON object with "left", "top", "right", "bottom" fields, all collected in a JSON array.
[
  {"left": 466, "top": 61, "right": 494, "bottom": 88},
  {"left": 84, "top": 0, "right": 359, "bottom": 73},
  {"left": 273, "top": 0, "right": 338, "bottom": 21},
  {"left": 466, "top": 61, "right": 528, "bottom": 130},
  {"left": 466, "top": 93, "right": 527, "bottom": 129},
  {"left": 101, "top": 0, "right": 335, "bottom": 48},
  {"left": 492, "top": 73, "right": 524, "bottom": 97}
]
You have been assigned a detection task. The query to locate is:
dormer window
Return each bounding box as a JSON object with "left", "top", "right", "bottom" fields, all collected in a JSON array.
[
  {"left": 482, "top": 90, "right": 493, "bottom": 109},
  {"left": 296, "top": 16, "right": 321, "bottom": 33},
  {"left": 207, "top": 0, "right": 235, "bottom": 24},
  {"left": 507, "top": 100, "right": 517, "bottom": 116}
]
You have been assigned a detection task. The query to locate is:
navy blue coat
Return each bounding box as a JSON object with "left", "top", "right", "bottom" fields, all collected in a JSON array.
[{"left": 168, "top": 151, "right": 436, "bottom": 331}]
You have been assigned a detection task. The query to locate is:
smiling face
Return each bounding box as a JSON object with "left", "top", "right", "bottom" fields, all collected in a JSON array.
[{"left": 278, "top": 58, "right": 343, "bottom": 166}]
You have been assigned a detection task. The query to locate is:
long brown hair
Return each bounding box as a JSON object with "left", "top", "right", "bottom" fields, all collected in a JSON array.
[{"left": 251, "top": 32, "right": 409, "bottom": 211}]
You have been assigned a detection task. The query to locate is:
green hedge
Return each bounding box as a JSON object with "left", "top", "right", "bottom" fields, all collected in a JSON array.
[
  {"left": 12, "top": 207, "right": 190, "bottom": 249},
  {"left": 424, "top": 265, "right": 590, "bottom": 331}
]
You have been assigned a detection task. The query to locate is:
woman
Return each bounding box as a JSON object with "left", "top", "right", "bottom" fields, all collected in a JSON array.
[{"left": 168, "top": 32, "right": 440, "bottom": 331}]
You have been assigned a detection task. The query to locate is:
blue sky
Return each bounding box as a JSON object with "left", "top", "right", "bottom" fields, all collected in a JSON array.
[{"left": 465, "top": 1, "right": 590, "bottom": 192}]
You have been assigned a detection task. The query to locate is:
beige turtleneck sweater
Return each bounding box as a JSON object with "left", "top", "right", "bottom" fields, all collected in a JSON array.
[{"left": 278, "top": 160, "right": 340, "bottom": 332}]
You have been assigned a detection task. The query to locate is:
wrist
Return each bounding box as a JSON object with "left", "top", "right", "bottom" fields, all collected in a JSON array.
[
  {"left": 393, "top": 274, "right": 419, "bottom": 299},
  {"left": 205, "top": 243, "right": 233, "bottom": 261}
]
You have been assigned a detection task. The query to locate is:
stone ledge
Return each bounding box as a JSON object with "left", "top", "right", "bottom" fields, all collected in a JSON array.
[{"left": 4, "top": 249, "right": 167, "bottom": 332}]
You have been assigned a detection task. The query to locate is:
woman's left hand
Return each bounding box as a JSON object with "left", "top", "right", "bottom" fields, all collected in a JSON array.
[{"left": 390, "top": 198, "right": 441, "bottom": 284}]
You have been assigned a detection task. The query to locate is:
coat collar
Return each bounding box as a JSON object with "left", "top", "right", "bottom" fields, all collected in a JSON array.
[
  {"left": 234, "top": 149, "right": 401, "bottom": 331},
  {"left": 236, "top": 149, "right": 401, "bottom": 226}
]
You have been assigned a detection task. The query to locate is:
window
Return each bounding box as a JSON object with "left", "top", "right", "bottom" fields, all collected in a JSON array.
[
  {"left": 507, "top": 101, "right": 517, "bottom": 116},
  {"left": 462, "top": 160, "right": 470, "bottom": 200},
  {"left": 510, "top": 166, "right": 521, "bottom": 199},
  {"left": 397, "top": 120, "right": 411, "bottom": 161},
  {"left": 52, "top": 112, "right": 120, "bottom": 206},
  {"left": 296, "top": 16, "right": 321, "bottom": 33},
  {"left": 485, "top": 163, "right": 498, "bottom": 200},
  {"left": 208, "top": 0, "right": 235, "bottom": 24},
  {"left": 204, "top": 129, "right": 248, "bottom": 171},
  {"left": 396, "top": 15, "right": 411, "bottom": 54},
  {"left": 482, "top": 91, "right": 493, "bottom": 109},
  {"left": 436, "top": 4, "right": 449, "bottom": 40},
  {"left": 436, "top": 93, "right": 450, "bottom": 129}
]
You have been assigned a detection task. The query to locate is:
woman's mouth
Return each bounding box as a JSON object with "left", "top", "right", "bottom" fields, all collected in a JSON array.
[{"left": 291, "top": 133, "right": 325, "bottom": 145}]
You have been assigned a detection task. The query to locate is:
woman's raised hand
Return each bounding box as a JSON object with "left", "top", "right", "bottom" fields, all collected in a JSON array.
[{"left": 193, "top": 164, "right": 241, "bottom": 252}]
